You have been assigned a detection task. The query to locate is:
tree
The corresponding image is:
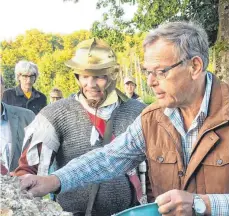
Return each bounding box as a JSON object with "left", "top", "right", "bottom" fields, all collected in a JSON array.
[
  {"left": 214, "top": 0, "right": 229, "bottom": 81},
  {"left": 89, "top": 0, "right": 220, "bottom": 47},
  {"left": 0, "top": 29, "right": 90, "bottom": 96}
]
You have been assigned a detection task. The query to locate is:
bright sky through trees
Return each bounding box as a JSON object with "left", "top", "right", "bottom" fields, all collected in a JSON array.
[{"left": 0, "top": 0, "right": 102, "bottom": 41}]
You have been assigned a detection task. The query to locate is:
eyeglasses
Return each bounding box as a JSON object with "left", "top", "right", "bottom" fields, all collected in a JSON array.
[
  {"left": 51, "top": 97, "right": 62, "bottom": 100},
  {"left": 20, "top": 74, "right": 36, "bottom": 80},
  {"left": 142, "top": 60, "right": 184, "bottom": 80}
]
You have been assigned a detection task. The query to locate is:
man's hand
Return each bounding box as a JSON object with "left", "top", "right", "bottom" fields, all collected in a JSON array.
[
  {"left": 155, "top": 189, "right": 194, "bottom": 216},
  {"left": 19, "top": 174, "right": 61, "bottom": 197}
]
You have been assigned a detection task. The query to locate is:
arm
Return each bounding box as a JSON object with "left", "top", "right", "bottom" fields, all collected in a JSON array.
[
  {"left": 2, "top": 91, "right": 9, "bottom": 104},
  {"left": 13, "top": 143, "right": 56, "bottom": 176},
  {"left": 155, "top": 190, "right": 229, "bottom": 216},
  {"left": 54, "top": 115, "right": 146, "bottom": 193},
  {"left": 207, "top": 194, "right": 229, "bottom": 216},
  {"left": 27, "top": 110, "right": 35, "bottom": 121},
  {"left": 13, "top": 144, "right": 40, "bottom": 176},
  {"left": 14, "top": 113, "right": 58, "bottom": 176},
  {"left": 20, "top": 115, "right": 146, "bottom": 197}
]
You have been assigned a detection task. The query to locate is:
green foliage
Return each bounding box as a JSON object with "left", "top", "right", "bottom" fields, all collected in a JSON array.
[
  {"left": 93, "top": 0, "right": 219, "bottom": 46},
  {"left": 143, "top": 94, "right": 157, "bottom": 105},
  {"left": 2, "top": 65, "right": 15, "bottom": 88},
  {"left": 91, "top": 21, "right": 126, "bottom": 52},
  {"left": 1, "top": 30, "right": 91, "bottom": 97},
  {"left": 214, "top": 40, "right": 229, "bottom": 54},
  {"left": 181, "top": 0, "right": 219, "bottom": 46}
]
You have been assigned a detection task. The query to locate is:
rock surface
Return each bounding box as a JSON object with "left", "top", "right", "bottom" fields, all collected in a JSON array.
[{"left": 0, "top": 175, "right": 73, "bottom": 216}]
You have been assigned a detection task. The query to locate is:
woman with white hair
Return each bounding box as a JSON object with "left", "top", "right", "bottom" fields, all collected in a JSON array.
[{"left": 2, "top": 60, "right": 47, "bottom": 115}]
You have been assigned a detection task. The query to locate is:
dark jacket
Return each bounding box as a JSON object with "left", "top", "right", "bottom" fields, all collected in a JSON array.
[
  {"left": 3, "top": 103, "right": 35, "bottom": 171},
  {"left": 131, "top": 92, "right": 140, "bottom": 99},
  {"left": 2, "top": 85, "right": 47, "bottom": 115}
]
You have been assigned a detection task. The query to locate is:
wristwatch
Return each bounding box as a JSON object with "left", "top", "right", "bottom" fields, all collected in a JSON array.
[{"left": 192, "top": 194, "right": 206, "bottom": 216}]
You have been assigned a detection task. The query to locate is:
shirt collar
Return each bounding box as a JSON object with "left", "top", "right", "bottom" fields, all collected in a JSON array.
[
  {"left": 164, "top": 72, "right": 213, "bottom": 118},
  {"left": 15, "top": 85, "right": 40, "bottom": 98}
]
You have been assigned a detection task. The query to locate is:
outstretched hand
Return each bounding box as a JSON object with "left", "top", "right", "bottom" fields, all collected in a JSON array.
[
  {"left": 19, "top": 174, "right": 61, "bottom": 197},
  {"left": 155, "top": 189, "right": 194, "bottom": 216}
]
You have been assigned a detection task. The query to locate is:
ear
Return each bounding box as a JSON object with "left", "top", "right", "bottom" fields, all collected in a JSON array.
[{"left": 190, "top": 56, "right": 204, "bottom": 80}]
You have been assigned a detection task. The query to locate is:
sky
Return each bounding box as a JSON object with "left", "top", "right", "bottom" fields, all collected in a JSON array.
[{"left": 0, "top": 0, "right": 117, "bottom": 41}]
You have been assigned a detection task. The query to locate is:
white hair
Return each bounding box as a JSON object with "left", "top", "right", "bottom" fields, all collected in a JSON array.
[
  {"left": 15, "top": 60, "right": 39, "bottom": 82},
  {"left": 143, "top": 21, "right": 209, "bottom": 71}
]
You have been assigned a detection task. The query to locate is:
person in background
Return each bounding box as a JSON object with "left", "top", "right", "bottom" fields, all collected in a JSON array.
[
  {"left": 50, "top": 88, "right": 63, "bottom": 104},
  {"left": 48, "top": 87, "right": 63, "bottom": 200},
  {"left": 124, "top": 75, "right": 146, "bottom": 193},
  {"left": 19, "top": 21, "right": 229, "bottom": 216},
  {"left": 0, "top": 74, "right": 35, "bottom": 174},
  {"left": 2, "top": 60, "right": 47, "bottom": 115},
  {"left": 14, "top": 39, "right": 146, "bottom": 216},
  {"left": 124, "top": 76, "right": 140, "bottom": 100}
]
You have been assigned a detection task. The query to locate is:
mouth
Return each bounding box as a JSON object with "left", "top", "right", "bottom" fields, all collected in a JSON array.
[
  {"left": 155, "top": 92, "right": 166, "bottom": 99},
  {"left": 86, "top": 90, "right": 103, "bottom": 97}
]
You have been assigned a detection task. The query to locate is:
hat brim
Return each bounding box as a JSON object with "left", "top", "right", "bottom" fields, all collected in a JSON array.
[
  {"left": 65, "top": 59, "right": 117, "bottom": 70},
  {"left": 124, "top": 79, "right": 136, "bottom": 85}
]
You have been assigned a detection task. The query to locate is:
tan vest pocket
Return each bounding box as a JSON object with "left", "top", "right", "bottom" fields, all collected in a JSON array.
[
  {"left": 148, "top": 147, "right": 178, "bottom": 195},
  {"left": 202, "top": 153, "right": 229, "bottom": 194}
]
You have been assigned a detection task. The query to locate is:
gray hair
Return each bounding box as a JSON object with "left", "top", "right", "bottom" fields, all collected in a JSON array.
[
  {"left": 15, "top": 60, "right": 39, "bottom": 82},
  {"left": 143, "top": 21, "right": 209, "bottom": 71},
  {"left": 50, "top": 87, "right": 63, "bottom": 97}
]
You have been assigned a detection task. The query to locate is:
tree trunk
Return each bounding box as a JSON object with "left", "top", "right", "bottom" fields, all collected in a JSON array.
[{"left": 215, "top": 0, "right": 229, "bottom": 82}]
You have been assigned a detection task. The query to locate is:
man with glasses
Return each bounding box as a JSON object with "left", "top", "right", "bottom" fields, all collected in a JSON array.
[
  {"left": 20, "top": 21, "right": 229, "bottom": 216},
  {"left": 2, "top": 60, "right": 47, "bottom": 114}
]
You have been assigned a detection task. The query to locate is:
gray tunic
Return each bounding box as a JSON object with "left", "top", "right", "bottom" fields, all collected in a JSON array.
[{"left": 40, "top": 97, "right": 146, "bottom": 216}]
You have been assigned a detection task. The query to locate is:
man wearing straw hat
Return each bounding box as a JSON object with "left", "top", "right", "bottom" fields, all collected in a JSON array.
[{"left": 14, "top": 38, "right": 146, "bottom": 215}]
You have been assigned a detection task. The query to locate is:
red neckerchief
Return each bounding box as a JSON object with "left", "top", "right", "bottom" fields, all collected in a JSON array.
[
  {"left": 86, "top": 111, "right": 115, "bottom": 141},
  {"left": 86, "top": 110, "right": 143, "bottom": 204}
]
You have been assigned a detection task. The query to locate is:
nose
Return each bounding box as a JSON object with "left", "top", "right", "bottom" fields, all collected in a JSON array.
[
  {"left": 26, "top": 79, "right": 32, "bottom": 84},
  {"left": 87, "top": 77, "right": 97, "bottom": 88},
  {"left": 147, "top": 73, "right": 158, "bottom": 87}
]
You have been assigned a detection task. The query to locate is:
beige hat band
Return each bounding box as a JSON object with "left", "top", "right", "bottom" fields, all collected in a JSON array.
[
  {"left": 65, "top": 60, "right": 117, "bottom": 70},
  {"left": 73, "top": 67, "right": 116, "bottom": 76}
]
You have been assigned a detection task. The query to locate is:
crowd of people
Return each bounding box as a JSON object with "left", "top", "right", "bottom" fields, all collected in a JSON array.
[{"left": 0, "top": 20, "right": 229, "bottom": 216}]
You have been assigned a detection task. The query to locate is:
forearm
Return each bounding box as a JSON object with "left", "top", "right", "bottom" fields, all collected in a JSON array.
[
  {"left": 13, "top": 145, "right": 39, "bottom": 176},
  {"left": 206, "top": 194, "right": 229, "bottom": 216},
  {"left": 14, "top": 143, "right": 55, "bottom": 176},
  {"left": 54, "top": 138, "right": 144, "bottom": 193},
  {"left": 53, "top": 116, "right": 146, "bottom": 193}
]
